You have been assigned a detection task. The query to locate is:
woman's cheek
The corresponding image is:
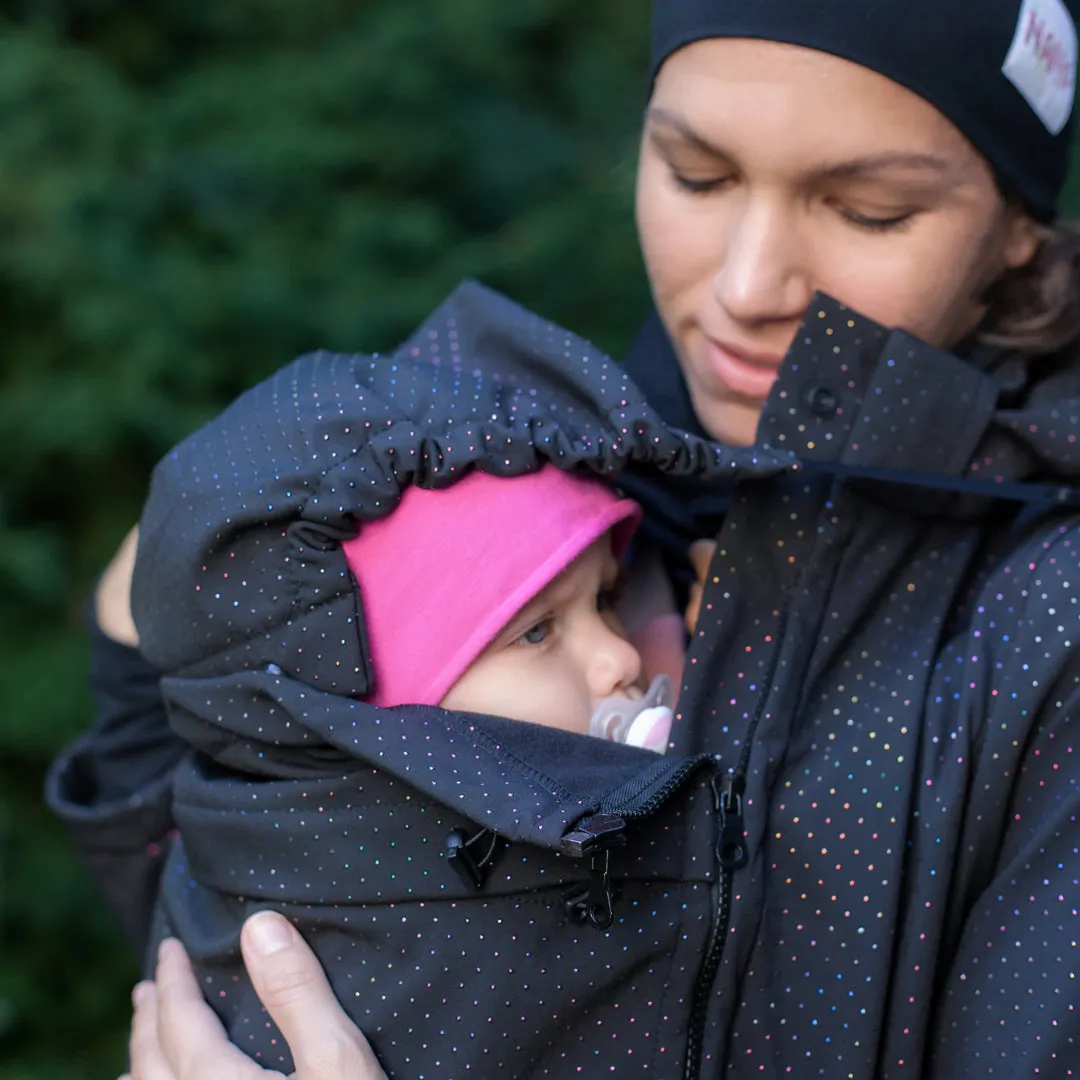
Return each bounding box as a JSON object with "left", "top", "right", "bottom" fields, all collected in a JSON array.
[
  {"left": 823, "top": 213, "right": 994, "bottom": 347},
  {"left": 816, "top": 252, "right": 915, "bottom": 330},
  {"left": 811, "top": 240, "right": 941, "bottom": 345},
  {"left": 638, "top": 167, "right": 719, "bottom": 301}
]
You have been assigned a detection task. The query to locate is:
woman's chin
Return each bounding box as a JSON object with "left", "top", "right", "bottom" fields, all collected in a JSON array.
[{"left": 692, "top": 392, "right": 765, "bottom": 447}]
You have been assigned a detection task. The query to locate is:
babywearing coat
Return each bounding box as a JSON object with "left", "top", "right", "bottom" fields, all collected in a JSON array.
[{"left": 50, "top": 281, "right": 1080, "bottom": 1078}]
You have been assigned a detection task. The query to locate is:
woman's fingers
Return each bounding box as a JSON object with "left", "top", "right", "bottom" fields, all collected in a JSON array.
[
  {"left": 685, "top": 539, "right": 717, "bottom": 634},
  {"left": 688, "top": 539, "right": 717, "bottom": 581},
  {"left": 153, "top": 938, "right": 272, "bottom": 1080},
  {"left": 132, "top": 924, "right": 384, "bottom": 1080},
  {"left": 240, "top": 911, "right": 389, "bottom": 1080},
  {"left": 95, "top": 524, "right": 141, "bottom": 646},
  {"left": 128, "top": 981, "right": 171, "bottom": 1080},
  {"left": 631, "top": 613, "right": 686, "bottom": 692}
]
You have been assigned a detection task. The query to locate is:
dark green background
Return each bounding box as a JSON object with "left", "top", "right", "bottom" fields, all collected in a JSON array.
[
  {"left": 0, "top": 3, "right": 649, "bottom": 1076},
  {"left": 1, "top": 4, "right": 1076, "bottom": 1077}
]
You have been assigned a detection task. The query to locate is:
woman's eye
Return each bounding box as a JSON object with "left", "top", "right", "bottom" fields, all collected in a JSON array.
[
  {"left": 839, "top": 206, "right": 916, "bottom": 233},
  {"left": 515, "top": 620, "right": 550, "bottom": 647},
  {"left": 670, "top": 169, "right": 731, "bottom": 195},
  {"left": 596, "top": 589, "right": 616, "bottom": 613}
]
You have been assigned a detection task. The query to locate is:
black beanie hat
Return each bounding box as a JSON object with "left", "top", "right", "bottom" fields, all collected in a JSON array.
[{"left": 650, "top": 0, "right": 1079, "bottom": 221}]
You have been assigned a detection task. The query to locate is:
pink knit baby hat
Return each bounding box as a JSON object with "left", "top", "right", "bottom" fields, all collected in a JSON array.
[{"left": 342, "top": 465, "right": 641, "bottom": 708}]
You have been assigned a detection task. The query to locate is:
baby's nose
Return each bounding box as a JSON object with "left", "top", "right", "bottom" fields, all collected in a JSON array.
[{"left": 589, "top": 619, "right": 643, "bottom": 699}]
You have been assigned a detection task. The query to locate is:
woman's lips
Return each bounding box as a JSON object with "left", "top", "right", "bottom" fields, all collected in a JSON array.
[{"left": 702, "top": 336, "right": 784, "bottom": 400}]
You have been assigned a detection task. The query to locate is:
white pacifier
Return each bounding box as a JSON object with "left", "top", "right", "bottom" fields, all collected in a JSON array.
[{"left": 588, "top": 674, "right": 674, "bottom": 753}]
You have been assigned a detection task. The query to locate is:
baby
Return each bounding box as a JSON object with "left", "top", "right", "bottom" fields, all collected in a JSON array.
[{"left": 344, "top": 463, "right": 673, "bottom": 750}]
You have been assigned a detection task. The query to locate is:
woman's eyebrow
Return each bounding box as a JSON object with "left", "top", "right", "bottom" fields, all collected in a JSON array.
[
  {"left": 813, "top": 152, "right": 952, "bottom": 181},
  {"left": 646, "top": 106, "right": 727, "bottom": 158},
  {"left": 646, "top": 106, "right": 951, "bottom": 180}
]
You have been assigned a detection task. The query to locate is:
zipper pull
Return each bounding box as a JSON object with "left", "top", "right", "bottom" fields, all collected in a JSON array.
[
  {"left": 585, "top": 849, "right": 615, "bottom": 931},
  {"left": 717, "top": 773, "right": 748, "bottom": 870},
  {"left": 560, "top": 812, "right": 626, "bottom": 858},
  {"left": 444, "top": 827, "right": 500, "bottom": 890},
  {"left": 560, "top": 814, "right": 625, "bottom": 931}
]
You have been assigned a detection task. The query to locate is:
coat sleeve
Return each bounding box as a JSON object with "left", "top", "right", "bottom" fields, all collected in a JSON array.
[
  {"left": 44, "top": 608, "right": 186, "bottom": 956},
  {"left": 927, "top": 523, "right": 1080, "bottom": 1076}
]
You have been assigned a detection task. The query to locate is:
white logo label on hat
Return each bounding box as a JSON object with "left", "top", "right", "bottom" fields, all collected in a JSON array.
[{"left": 1002, "top": 0, "right": 1077, "bottom": 134}]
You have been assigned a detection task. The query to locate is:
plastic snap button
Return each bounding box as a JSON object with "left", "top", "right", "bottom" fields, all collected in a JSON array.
[{"left": 804, "top": 382, "right": 840, "bottom": 418}]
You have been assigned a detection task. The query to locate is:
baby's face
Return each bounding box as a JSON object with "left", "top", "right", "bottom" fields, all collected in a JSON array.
[{"left": 440, "top": 535, "right": 644, "bottom": 734}]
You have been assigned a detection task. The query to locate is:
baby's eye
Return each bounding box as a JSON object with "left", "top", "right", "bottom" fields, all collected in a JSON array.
[{"left": 515, "top": 619, "right": 550, "bottom": 647}]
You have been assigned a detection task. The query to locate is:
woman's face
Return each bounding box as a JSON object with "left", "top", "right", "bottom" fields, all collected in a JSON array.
[{"left": 636, "top": 38, "right": 1041, "bottom": 446}]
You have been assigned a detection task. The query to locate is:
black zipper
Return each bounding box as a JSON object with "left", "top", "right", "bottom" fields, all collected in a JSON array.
[
  {"left": 683, "top": 768, "right": 747, "bottom": 1080},
  {"left": 681, "top": 596, "right": 792, "bottom": 1080}
]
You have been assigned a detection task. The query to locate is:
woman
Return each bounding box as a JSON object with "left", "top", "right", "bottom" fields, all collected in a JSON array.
[{"left": 57, "top": 0, "right": 1080, "bottom": 1076}]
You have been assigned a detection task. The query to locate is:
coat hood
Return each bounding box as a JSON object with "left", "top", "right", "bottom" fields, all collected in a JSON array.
[
  {"left": 131, "top": 280, "right": 786, "bottom": 693},
  {"left": 131, "top": 281, "right": 777, "bottom": 859}
]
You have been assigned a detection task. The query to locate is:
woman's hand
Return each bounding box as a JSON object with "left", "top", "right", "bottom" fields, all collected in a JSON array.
[
  {"left": 685, "top": 540, "right": 717, "bottom": 634},
  {"left": 96, "top": 525, "right": 141, "bottom": 647},
  {"left": 124, "top": 911, "right": 387, "bottom": 1080}
]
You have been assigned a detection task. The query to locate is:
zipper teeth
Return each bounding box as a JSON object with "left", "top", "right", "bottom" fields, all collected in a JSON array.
[
  {"left": 683, "top": 863, "right": 732, "bottom": 1080},
  {"left": 599, "top": 755, "right": 712, "bottom": 819},
  {"left": 682, "top": 594, "right": 794, "bottom": 1079}
]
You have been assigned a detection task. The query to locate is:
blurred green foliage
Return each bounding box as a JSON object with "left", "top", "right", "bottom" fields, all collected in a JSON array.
[
  {"left": 5, "top": 4, "right": 1080, "bottom": 1078},
  {"left": 0, "top": 2, "right": 650, "bottom": 1076}
]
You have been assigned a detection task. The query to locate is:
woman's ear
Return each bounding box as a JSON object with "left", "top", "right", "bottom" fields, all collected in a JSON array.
[{"left": 1001, "top": 204, "right": 1042, "bottom": 271}]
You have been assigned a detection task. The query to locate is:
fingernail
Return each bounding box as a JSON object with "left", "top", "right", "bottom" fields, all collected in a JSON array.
[
  {"left": 131, "top": 981, "right": 152, "bottom": 1008},
  {"left": 157, "top": 936, "right": 179, "bottom": 966},
  {"left": 245, "top": 910, "right": 295, "bottom": 956}
]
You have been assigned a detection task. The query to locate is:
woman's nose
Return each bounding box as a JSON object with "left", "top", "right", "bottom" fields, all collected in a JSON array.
[
  {"left": 712, "top": 193, "right": 812, "bottom": 326},
  {"left": 588, "top": 617, "right": 644, "bottom": 700}
]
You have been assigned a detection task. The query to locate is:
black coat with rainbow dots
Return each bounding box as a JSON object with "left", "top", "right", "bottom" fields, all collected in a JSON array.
[{"left": 50, "top": 281, "right": 1080, "bottom": 1078}]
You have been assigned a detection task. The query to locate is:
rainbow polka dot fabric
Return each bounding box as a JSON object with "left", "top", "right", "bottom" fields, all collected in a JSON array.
[{"left": 62, "top": 282, "right": 1080, "bottom": 1076}]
